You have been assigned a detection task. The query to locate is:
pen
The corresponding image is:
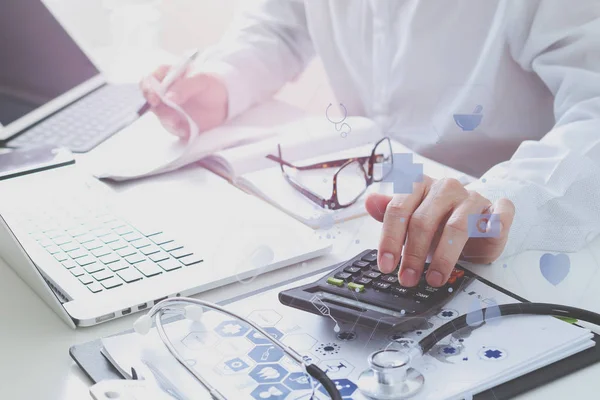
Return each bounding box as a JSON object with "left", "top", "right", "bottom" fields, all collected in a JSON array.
[{"left": 137, "top": 48, "right": 201, "bottom": 116}]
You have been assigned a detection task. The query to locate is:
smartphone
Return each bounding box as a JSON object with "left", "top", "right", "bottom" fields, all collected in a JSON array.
[{"left": 0, "top": 146, "right": 75, "bottom": 181}]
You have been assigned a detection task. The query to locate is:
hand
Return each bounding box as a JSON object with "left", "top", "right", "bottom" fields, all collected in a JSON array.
[
  {"left": 365, "top": 176, "right": 515, "bottom": 287},
  {"left": 139, "top": 65, "right": 229, "bottom": 139}
]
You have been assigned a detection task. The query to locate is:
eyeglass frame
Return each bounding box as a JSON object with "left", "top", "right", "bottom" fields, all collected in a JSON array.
[{"left": 266, "top": 136, "right": 393, "bottom": 210}]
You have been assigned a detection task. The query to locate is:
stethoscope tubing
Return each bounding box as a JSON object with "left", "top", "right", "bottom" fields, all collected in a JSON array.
[{"left": 147, "top": 298, "right": 343, "bottom": 400}]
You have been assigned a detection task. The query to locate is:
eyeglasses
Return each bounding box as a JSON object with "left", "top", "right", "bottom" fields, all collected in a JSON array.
[{"left": 266, "top": 137, "right": 393, "bottom": 210}]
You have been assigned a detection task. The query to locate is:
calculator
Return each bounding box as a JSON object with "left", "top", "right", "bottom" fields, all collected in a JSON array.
[{"left": 279, "top": 249, "right": 473, "bottom": 330}]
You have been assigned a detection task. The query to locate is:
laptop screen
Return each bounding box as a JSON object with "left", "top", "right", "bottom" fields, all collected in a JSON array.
[{"left": 0, "top": 0, "right": 101, "bottom": 139}]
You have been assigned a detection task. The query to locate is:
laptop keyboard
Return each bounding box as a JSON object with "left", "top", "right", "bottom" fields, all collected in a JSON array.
[
  {"left": 26, "top": 209, "right": 202, "bottom": 294},
  {"left": 8, "top": 84, "right": 144, "bottom": 153}
]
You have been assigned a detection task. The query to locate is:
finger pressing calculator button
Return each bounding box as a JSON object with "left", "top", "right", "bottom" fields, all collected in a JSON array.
[
  {"left": 372, "top": 281, "right": 391, "bottom": 292},
  {"left": 451, "top": 268, "right": 465, "bottom": 278},
  {"left": 343, "top": 266, "right": 362, "bottom": 275},
  {"left": 334, "top": 272, "right": 353, "bottom": 282},
  {"left": 365, "top": 271, "right": 382, "bottom": 280},
  {"left": 352, "top": 260, "right": 370, "bottom": 270},
  {"left": 326, "top": 277, "right": 345, "bottom": 287},
  {"left": 354, "top": 277, "right": 373, "bottom": 286},
  {"left": 380, "top": 275, "right": 398, "bottom": 284},
  {"left": 347, "top": 282, "right": 365, "bottom": 293},
  {"left": 361, "top": 251, "right": 377, "bottom": 263}
]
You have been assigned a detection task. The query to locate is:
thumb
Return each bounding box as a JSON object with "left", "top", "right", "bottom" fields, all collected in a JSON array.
[
  {"left": 365, "top": 193, "right": 393, "bottom": 222},
  {"left": 164, "top": 74, "right": 211, "bottom": 105}
]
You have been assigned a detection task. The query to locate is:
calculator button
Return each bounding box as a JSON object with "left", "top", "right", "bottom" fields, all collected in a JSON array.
[
  {"left": 372, "top": 281, "right": 391, "bottom": 292},
  {"left": 423, "top": 285, "right": 440, "bottom": 294},
  {"left": 343, "top": 266, "right": 362, "bottom": 275},
  {"left": 391, "top": 286, "right": 414, "bottom": 297},
  {"left": 415, "top": 292, "right": 432, "bottom": 301},
  {"left": 92, "top": 269, "right": 114, "bottom": 281},
  {"left": 451, "top": 269, "right": 465, "bottom": 278},
  {"left": 352, "top": 260, "right": 370, "bottom": 270},
  {"left": 347, "top": 282, "right": 365, "bottom": 293},
  {"left": 354, "top": 277, "right": 373, "bottom": 286},
  {"left": 180, "top": 254, "right": 202, "bottom": 266},
  {"left": 327, "top": 277, "right": 345, "bottom": 287},
  {"left": 361, "top": 251, "right": 377, "bottom": 263},
  {"left": 334, "top": 272, "right": 353, "bottom": 282},
  {"left": 365, "top": 271, "right": 382, "bottom": 280},
  {"left": 135, "top": 261, "right": 163, "bottom": 277},
  {"left": 380, "top": 275, "right": 398, "bottom": 284}
]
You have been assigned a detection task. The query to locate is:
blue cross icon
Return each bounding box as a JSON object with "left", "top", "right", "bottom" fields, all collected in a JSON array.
[
  {"left": 379, "top": 153, "right": 424, "bottom": 194},
  {"left": 484, "top": 349, "right": 503, "bottom": 359}
]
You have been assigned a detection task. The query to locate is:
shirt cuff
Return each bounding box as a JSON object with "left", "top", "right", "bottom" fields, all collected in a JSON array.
[
  {"left": 192, "top": 60, "right": 255, "bottom": 121},
  {"left": 465, "top": 178, "right": 542, "bottom": 261}
]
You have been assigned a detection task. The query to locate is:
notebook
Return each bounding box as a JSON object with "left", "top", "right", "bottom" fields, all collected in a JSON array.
[{"left": 99, "top": 272, "right": 594, "bottom": 400}]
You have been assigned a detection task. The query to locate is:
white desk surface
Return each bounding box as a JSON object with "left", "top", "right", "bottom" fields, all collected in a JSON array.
[{"left": 2, "top": 17, "right": 600, "bottom": 399}]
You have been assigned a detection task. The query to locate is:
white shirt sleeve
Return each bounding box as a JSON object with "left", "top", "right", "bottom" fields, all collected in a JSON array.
[
  {"left": 195, "top": 0, "right": 315, "bottom": 119},
  {"left": 466, "top": 0, "right": 600, "bottom": 258}
]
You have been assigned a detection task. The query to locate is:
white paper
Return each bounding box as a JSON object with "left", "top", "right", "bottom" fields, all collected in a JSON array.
[{"left": 102, "top": 277, "right": 593, "bottom": 400}]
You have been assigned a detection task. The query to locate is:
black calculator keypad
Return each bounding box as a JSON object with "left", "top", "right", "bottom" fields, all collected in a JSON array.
[
  {"left": 344, "top": 266, "right": 362, "bottom": 275},
  {"left": 321, "top": 249, "right": 469, "bottom": 314},
  {"left": 353, "top": 260, "right": 370, "bottom": 269},
  {"left": 334, "top": 272, "right": 354, "bottom": 282},
  {"left": 354, "top": 277, "right": 373, "bottom": 286},
  {"left": 364, "top": 271, "right": 382, "bottom": 279}
]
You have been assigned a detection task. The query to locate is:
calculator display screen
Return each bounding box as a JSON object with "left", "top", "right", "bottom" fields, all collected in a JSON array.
[{"left": 316, "top": 291, "right": 406, "bottom": 318}]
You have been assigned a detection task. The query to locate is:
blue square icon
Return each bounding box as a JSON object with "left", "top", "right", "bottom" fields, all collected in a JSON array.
[
  {"left": 318, "top": 379, "right": 358, "bottom": 397},
  {"left": 467, "top": 214, "right": 500, "bottom": 238},
  {"left": 248, "top": 345, "right": 285, "bottom": 363},
  {"left": 250, "top": 384, "right": 290, "bottom": 400},
  {"left": 247, "top": 327, "right": 284, "bottom": 345},
  {"left": 224, "top": 357, "right": 250, "bottom": 372}
]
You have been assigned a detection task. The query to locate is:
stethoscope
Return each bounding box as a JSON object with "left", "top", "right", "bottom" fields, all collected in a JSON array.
[{"left": 135, "top": 298, "right": 600, "bottom": 400}]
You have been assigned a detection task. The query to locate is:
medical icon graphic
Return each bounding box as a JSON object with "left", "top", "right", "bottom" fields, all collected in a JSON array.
[
  {"left": 224, "top": 357, "right": 250, "bottom": 372},
  {"left": 247, "top": 327, "right": 284, "bottom": 345},
  {"left": 454, "top": 105, "right": 484, "bottom": 131},
  {"left": 317, "top": 378, "right": 358, "bottom": 397},
  {"left": 540, "top": 253, "right": 571, "bottom": 286},
  {"left": 309, "top": 294, "right": 341, "bottom": 333},
  {"left": 251, "top": 384, "right": 290, "bottom": 400},
  {"left": 318, "top": 359, "right": 355, "bottom": 378},
  {"left": 467, "top": 213, "right": 501, "bottom": 238},
  {"left": 478, "top": 347, "right": 508, "bottom": 361},
  {"left": 379, "top": 153, "right": 424, "bottom": 194},
  {"left": 249, "top": 364, "right": 289, "bottom": 384},
  {"left": 314, "top": 342, "right": 341, "bottom": 356},
  {"left": 215, "top": 320, "right": 250, "bottom": 337},
  {"left": 249, "top": 345, "right": 284, "bottom": 363},
  {"left": 326, "top": 103, "right": 351, "bottom": 138},
  {"left": 283, "top": 372, "right": 312, "bottom": 390},
  {"left": 437, "top": 309, "right": 459, "bottom": 320}
]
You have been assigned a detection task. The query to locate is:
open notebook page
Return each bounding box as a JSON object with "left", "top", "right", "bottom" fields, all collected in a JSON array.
[
  {"left": 201, "top": 116, "right": 381, "bottom": 181},
  {"left": 101, "top": 275, "right": 593, "bottom": 400},
  {"left": 91, "top": 100, "right": 306, "bottom": 181}
]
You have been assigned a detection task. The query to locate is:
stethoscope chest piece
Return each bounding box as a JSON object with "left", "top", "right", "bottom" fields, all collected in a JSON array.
[{"left": 357, "top": 349, "right": 425, "bottom": 400}]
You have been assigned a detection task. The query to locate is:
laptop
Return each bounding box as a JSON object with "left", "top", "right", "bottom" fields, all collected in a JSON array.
[
  {"left": 0, "top": 164, "right": 332, "bottom": 328},
  {"left": 0, "top": 0, "right": 145, "bottom": 153}
]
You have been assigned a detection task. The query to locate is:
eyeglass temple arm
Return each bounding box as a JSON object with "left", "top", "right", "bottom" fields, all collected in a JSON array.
[{"left": 266, "top": 153, "right": 382, "bottom": 171}]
